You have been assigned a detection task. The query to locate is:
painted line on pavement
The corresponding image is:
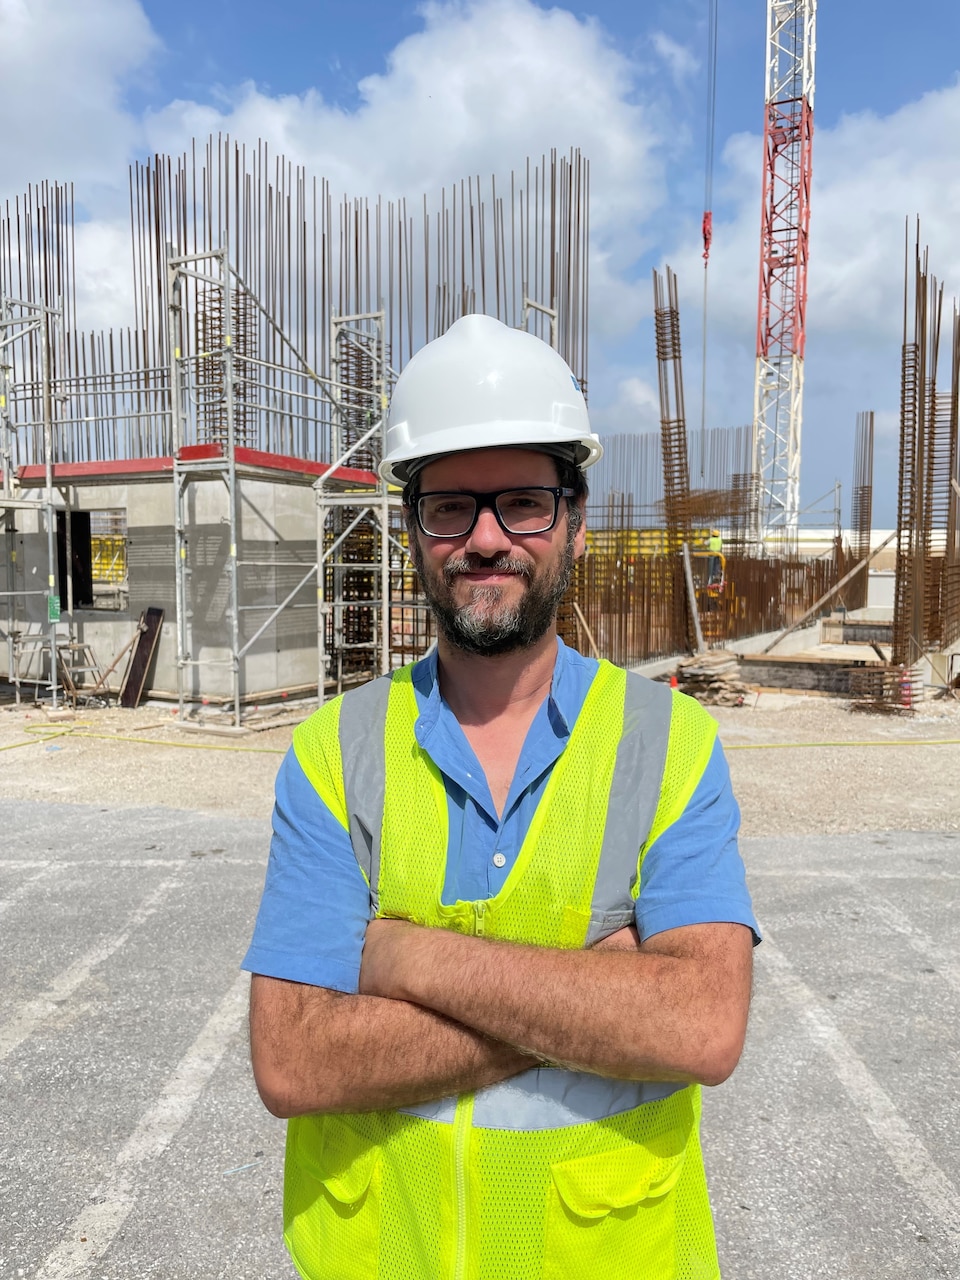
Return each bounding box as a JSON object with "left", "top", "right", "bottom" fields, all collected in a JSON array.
[
  {"left": 860, "top": 892, "right": 960, "bottom": 1000},
  {"left": 0, "top": 864, "right": 60, "bottom": 917},
  {"left": 33, "top": 972, "right": 249, "bottom": 1280},
  {"left": 0, "top": 875, "right": 183, "bottom": 1063},
  {"left": 759, "top": 935, "right": 960, "bottom": 1251},
  {"left": 1, "top": 857, "right": 265, "bottom": 870},
  {"left": 748, "top": 867, "right": 960, "bottom": 881}
]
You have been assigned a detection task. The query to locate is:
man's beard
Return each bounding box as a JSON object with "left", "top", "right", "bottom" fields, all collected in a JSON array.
[{"left": 410, "top": 527, "right": 577, "bottom": 657}]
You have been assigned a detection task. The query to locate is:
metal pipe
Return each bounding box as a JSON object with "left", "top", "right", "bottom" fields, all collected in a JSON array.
[
  {"left": 221, "top": 244, "right": 243, "bottom": 729},
  {"left": 238, "top": 563, "right": 317, "bottom": 659},
  {"left": 39, "top": 303, "right": 59, "bottom": 707}
]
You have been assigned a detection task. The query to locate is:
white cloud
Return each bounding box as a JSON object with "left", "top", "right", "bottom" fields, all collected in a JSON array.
[
  {"left": 3, "top": 0, "right": 672, "bottom": 350},
  {"left": 71, "top": 219, "right": 138, "bottom": 331},
  {"left": 650, "top": 32, "right": 699, "bottom": 84},
  {"left": 0, "top": 0, "right": 158, "bottom": 197},
  {"left": 140, "top": 0, "right": 667, "bottom": 337},
  {"left": 676, "top": 81, "right": 960, "bottom": 349},
  {"left": 591, "top": 375, "right": 662, "bottom": 434},
  {"left": 656, "top": 80, "right": 960, "bottom": 522}
]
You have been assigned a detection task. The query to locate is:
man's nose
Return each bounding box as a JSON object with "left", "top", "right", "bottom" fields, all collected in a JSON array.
[{"left": 464, "top": 502, "right": 512, "bottom": 555}]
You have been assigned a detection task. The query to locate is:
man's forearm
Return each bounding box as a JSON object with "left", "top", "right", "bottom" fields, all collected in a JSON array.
[
  {"left": 360, "top": 921, "right": 753, "bottom": 1086},
  {"left": 249, "top": 974, "right": 533, "bottom": 1118}
]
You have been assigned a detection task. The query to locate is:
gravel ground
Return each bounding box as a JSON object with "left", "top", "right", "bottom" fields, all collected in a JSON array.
[{"left": 2, "top": 687, "right": 958, "bottom": 834}]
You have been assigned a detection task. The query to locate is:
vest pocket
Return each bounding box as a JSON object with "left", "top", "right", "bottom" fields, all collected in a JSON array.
[
  {"left": 285, "top": 1115, "right": 382, "bottom": 1279},
  {"left": 542, "top": 1140, "right": 686, "bottom": 1279}
]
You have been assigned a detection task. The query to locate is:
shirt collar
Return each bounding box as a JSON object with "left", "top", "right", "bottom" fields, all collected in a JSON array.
[{"left": 410, "top": 637, "right": 582, "bottom": 748}]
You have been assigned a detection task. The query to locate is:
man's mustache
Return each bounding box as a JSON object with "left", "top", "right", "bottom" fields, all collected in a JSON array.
[{"left": 442, "top": 555, "right": 532, "bottom": 583}]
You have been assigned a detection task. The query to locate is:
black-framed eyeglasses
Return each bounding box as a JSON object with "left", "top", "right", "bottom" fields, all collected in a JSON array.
[{"left": 415, "top": 487, "right": 576, "bottom": 538}]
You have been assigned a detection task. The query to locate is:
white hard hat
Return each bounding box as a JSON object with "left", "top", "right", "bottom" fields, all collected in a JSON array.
[{"left": 379, "top": 313, "right": 602, "bottom": 486}]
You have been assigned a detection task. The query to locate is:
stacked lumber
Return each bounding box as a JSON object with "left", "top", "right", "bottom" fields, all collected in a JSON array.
[{"left": 673, "top": 652, "right": 751, "bottom": 706}]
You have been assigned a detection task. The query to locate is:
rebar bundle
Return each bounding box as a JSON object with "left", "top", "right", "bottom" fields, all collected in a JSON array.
[
  {"left": 847, "top": 409, "right": 874, "bottom": 611},
  {"left": 1, "top": 138, "right": 591, "bottom": 472},
  {"left": 893, "top": 230, "right": 960, "bottom": 666},
  {"left": 588, "top": 424, "right": 753, "bottom": 536},
  {"left": 652, "top": 266, "right": 692, "bottom": 544}
]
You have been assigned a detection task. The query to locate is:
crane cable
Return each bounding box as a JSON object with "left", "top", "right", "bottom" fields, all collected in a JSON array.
[{"left": 699, "top": 0, "right": 720, "bottom": 480}]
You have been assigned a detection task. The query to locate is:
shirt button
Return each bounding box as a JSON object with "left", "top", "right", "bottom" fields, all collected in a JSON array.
[{"left": 492, "top": 852, "right": 506, "bottom": 868}]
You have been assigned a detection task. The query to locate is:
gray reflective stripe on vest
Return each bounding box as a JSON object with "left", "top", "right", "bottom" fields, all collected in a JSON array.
[
  {"left": 583, "top": 672, "right": 673, "bottom": 945},
  {"left": 398, "top": 1068, "right": 684, "bottom": 1129},
  {"left": 338, "top": 673, "right": 392, "bottom": 912}
]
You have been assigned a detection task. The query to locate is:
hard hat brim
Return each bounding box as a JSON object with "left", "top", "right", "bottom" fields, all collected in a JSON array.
[{"left": 379, "top": 426, "right": 603, "bottom": 486}]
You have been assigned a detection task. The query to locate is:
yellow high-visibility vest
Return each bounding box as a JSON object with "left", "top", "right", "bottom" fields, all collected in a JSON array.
[{"left": 287, "top": 660, "right": 721, "bottom": 1280}]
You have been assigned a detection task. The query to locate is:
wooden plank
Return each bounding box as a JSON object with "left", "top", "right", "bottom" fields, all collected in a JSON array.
[{"left": 119, "top": 608, "right": 164, "bottom": 709}]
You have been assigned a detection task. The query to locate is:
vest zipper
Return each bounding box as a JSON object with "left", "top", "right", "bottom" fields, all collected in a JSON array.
[
  {"left": 452, "top": 1091, "right": 475, "bottom": 1280},
  {"left": 474, "top": 900, "right": 487, "bottom": 936}
]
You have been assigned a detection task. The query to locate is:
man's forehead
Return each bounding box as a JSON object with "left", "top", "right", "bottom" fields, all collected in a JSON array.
[{"left": 419, "top": 447, "right": 558, "bottom": 487}]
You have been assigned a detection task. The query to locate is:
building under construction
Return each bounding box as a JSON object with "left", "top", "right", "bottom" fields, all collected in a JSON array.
[
  {"left": 2, "top": 135, "right": 959, "bottom": 717},
  {"left": 1, "top": 139, "right": 590, "bottom": 718}
]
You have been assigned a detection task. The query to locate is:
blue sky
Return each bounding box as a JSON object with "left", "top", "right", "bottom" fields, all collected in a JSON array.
[
  {"left": 140, "top": 1, "right": 959, "bottom": 135},
  {"left": 3, "top": 0, "right": 960, "bottom": 524}
]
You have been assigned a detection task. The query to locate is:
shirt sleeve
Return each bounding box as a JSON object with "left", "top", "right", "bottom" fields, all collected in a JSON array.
[
  {"left": 240, "top": 746, "right": 372, "bottom": 992},
  {"left": 634, "top": 738, "right": 760, "bottom": 944}
]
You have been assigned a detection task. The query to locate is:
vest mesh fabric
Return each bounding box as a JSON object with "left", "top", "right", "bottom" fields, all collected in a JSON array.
[
  {"left": 469, "top": 1087, "right": 716, "bottom": 1280},
  {"left": 287, "top": 1089, "right": 718, "bottom": 1280},
  {"left": 286, "top": 1109, "right": 452, "bottom": 1279},
  {"left": 292, "top": 694, "right": 349, "bottom": 833},
  {"left": 378, "top": 662, "right": 627, "bottom": 948},
  {"left": 284, "top": 663, "right": 722, "bottom": 1280}
]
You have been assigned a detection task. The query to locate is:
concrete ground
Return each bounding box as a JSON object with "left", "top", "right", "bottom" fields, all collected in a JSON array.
[{"left": 2, "top": 802, "right": 959, "bottom": 1279}]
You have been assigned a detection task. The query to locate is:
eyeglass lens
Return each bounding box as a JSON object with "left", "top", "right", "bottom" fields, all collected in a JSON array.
[{"left": 419, "top": 489, "right": 559, "bottom": 536}]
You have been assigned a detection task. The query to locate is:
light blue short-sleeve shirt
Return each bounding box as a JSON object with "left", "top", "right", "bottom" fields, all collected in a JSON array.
[{"left": 242, "top": 640, "right": 758, "bottom": 991}]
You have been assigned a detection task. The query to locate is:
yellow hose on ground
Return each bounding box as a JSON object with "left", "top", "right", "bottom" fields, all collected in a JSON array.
[{"left": 0, "top": 723, "right": 286, "bottom": 754}]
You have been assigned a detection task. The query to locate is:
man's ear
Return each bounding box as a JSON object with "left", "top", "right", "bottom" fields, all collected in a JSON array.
[{"left": 573, "top": 499, "right": 587, "bottom": 560}]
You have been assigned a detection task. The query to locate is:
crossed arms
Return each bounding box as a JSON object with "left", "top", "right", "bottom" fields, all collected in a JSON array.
[{"left": 249, "top": 919, "right": 753, "bottom": 1119}]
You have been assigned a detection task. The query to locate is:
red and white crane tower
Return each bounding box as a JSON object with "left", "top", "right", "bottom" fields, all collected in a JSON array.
[{"left": 752, "top": 0, "right": 817, "bottom": 544}]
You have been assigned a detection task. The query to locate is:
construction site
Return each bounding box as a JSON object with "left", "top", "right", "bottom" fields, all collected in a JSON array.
[
  {"left": 3, "top": 4, "right": 960, "bottom": 1279},
  {"left": 1, "top": 7, "right": 959, "bottom": 723}
]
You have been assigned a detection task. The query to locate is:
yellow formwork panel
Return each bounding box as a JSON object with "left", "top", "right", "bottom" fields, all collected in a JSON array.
[{"left": 91, "top": 535, "right": 127, "bottom": 584}]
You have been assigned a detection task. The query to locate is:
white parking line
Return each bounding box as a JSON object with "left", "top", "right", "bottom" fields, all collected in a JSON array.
[
  {"left": 759, "top": 935, "right": 960, "bottom": 1247},
  {"left": 0, "top": 875, "right": 183, "bottom": 1063},
  {"left": 2, "top": 857, "right": 264, "bottom": 870},
  {"left": 0, "top": 864, "right": 59, "bottom": 917},
  {"left": 748, "top": 868, "right": 960, "bottom": 881},
  {"left": 33, "top": 972, "right": 249, "bottom": 1279},
  {"left": 860, "top": 893, "right": 960, "bottom": 1000}
]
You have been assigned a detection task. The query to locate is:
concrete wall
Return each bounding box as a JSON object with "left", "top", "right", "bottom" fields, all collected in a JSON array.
[
  {"left": 2, "top": 476, "right": 321, "bottom": 702},
  {"left": 867, "top": 570, "right": 895, "bottom": 610},
  {"left": 738, "top": 652, "right": 883, "bottom": 694}
]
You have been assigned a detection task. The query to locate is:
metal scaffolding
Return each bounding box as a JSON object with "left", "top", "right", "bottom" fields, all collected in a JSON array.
[{"left": 0, "top": 295, "right": 61, "bottom": 704}]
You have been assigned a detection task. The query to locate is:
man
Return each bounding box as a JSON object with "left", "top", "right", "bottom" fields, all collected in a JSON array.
[
  {"left": 707, "top": 528, "right": 723, "bottom": 585},
  {"left": 243, "top": 313, "right": 758, "bottom": 1280}
]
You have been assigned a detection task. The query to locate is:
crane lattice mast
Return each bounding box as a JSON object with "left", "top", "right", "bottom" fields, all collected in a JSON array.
[{"left": 752, "top": 0, "right": 816, "bottom": 544}]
